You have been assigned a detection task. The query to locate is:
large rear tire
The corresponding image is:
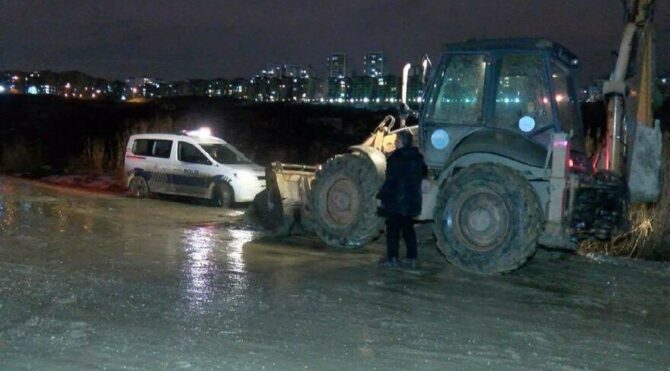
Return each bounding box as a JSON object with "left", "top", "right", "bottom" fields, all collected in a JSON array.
[
  {"left": 307, "top": 153, "right": 384, "bottom": 248},
  {"left": 434, "top": 163, "right": 542, "bottom": 274}
]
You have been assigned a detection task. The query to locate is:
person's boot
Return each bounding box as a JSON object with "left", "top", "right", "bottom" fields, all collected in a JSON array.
[
  {"left": 403, "top": 258, "right": 417, "bottom": 269},
  {"left": 378, "top": 257, "right": 399, "bottom": 268}
]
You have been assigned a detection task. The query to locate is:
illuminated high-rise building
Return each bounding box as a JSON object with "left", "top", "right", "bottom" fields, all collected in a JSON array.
[
  {"left": 327, "top": 54, "right": 348, "bottom": 79},
  {"left": 363, "top": 52, "right": 386, "bottom": 77}
]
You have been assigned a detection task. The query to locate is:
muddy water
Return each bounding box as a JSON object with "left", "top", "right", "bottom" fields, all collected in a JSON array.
[{"left": 0, "top": 176, "right": 669, "bottom": 370}]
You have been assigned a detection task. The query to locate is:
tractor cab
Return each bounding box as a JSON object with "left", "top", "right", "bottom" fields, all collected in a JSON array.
[{"left": 420, "top": 38, "right": 586, "bottom": 171}]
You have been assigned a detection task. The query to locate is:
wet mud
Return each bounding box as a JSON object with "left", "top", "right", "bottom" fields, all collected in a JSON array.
[{"left": 0, "top": 177, "right": 668, "bottom": 370}]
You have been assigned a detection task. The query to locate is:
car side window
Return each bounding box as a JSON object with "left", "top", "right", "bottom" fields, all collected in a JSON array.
[
  {"left": 132, "top": 140, "right": 150, "bottom": 156},
  {"left": 132, "top": 139, "right": 172, "bottom": 159},
  {"left": 178, "top": 142, "right": 211, "bottom": 165},
  {"left": 152, "top": 140, "right": 172, "bottom": 159}
]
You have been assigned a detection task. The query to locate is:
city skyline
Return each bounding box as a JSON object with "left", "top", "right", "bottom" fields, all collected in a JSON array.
[
  {"left": 0, "top": 51, "right": 397, "bottom": 82},
  {"left": 0, "top": 50, "right": 404, "bottom": 93},
  {"left": 2, "top": 1, "right": 669, "bottom": 83}
]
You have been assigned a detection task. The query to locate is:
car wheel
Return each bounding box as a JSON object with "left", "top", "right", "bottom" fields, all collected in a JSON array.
[
  {"left": 128, "top": 176, "right": 150, "bottom": 198},
  {"left": 213, "top": 182, "right": 234, "bottom": 208}
]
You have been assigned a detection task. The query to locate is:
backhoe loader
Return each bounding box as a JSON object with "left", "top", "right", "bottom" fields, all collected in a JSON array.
[{"left": 249, "top": 0, "right": 662, "bottom": 274}]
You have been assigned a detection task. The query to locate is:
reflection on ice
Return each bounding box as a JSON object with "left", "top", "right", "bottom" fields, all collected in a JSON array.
[
  {"left": 181, "top": 225, "right": 254, "bottom": 313},
  {"left": 224, "top": 228, "right": 252, "bottom": 306},
  {"left": 227, "top": 228, "right": 253, "bottom": 273},
  {"left": 183, "top": 226, "right": 216, "bottom": 312}
]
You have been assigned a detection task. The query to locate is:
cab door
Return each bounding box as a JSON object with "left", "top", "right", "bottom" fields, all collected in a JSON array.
[
  {"left": 420, "top": 53, "right": 491, "bottom": 168},
  {"left": 491, "top": 53, "right": 554, "bottom": 147},
  {"left": 174, "top": 141, "right": 215, "bottom": 197}
]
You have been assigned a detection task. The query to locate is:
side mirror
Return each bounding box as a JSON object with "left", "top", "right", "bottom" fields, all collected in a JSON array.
[{"left": 398, "top": 103, "right": 418, "bottom": 127}]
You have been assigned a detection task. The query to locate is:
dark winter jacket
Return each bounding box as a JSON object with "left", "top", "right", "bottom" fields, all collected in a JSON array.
[{"left": 377, "top": 146, "right": 427, "bottom": 217}]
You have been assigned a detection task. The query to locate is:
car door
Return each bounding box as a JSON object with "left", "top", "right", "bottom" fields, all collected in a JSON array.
[
  {"left": 150, "top": 139, "right": 176, "bottom": 194},
  {"left": 132, "top": 138, "right": 174, "bottom": 194},
  {"left": 175, "top": 141, "right": 214, "bottom": 197}
]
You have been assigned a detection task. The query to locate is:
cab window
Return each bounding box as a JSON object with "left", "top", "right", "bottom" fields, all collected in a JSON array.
[
  {"left": 425, "top": 54, "right": 487, "bottom": 125},
  {"left": 551, "top": 61, "right": 585, "bottom": 151},
  {"left": 133, "top": 139, "right": 172, "bottom": 159},
  {"left": 494, "top": 54, "right": 552, "bottom": 138},
  {"left": 178, "top": 142, "right": 211, "bottom": 165}
]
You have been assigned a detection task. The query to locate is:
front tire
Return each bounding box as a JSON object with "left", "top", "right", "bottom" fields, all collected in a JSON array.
[
  {"left": 307, "top": 152, "right": 384, "bottom": 248},
  {"left": 212, "top": 182, "right": 234, "bottom": 208},
  {"left": 128, "top": 176, "right": 150, "bottom": 198},
  {"left": 434, "top": 163, "right": 542, "bottom": 274}
]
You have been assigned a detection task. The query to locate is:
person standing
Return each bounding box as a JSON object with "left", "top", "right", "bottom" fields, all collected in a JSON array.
[{"left": 376, "top": 130, "right": 427, "bottom": 268}]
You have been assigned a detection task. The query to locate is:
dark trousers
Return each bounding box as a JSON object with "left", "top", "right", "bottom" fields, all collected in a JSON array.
[{"left": 385, "top": 213, "right": 417, "bottom": 260}]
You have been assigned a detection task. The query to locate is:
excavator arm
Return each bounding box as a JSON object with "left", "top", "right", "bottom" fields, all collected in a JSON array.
[{"left": 598, "top": 0, "right": 661, "bottom": 202}]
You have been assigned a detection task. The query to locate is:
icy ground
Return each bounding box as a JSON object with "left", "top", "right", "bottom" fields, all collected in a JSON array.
[{"left": 0, "top": 177, "right": 668, "bottom": 370}]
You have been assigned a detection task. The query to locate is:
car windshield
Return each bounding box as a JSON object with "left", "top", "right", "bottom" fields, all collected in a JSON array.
[{"left": 199, "top": 143, "right": 252, "bottom": 164}]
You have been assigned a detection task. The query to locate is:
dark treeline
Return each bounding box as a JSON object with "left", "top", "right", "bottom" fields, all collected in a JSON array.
[
  {"left": 0, "top": 95, "right": 394, "bottom": 176},
  {"left": 2, "top": 95, "right": 669, "bottom": 178}
]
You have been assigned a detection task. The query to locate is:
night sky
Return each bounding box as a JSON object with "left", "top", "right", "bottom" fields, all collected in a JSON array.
[{"left": 2, "top": 0, "right": 668, "bottom": 83}]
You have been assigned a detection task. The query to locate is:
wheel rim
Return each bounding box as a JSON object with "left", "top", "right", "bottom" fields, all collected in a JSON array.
[
  {"left": 324, "top": 176, "right": 361, "bottom": 227},
  {"left": 130, "top": 177, "right": 148, "bottom": 197},
  {"left": 445, "top": 189, "right": 510, "bottom": 252},
  {"left": 215, "top": 186, "right": 231, "bottom": 207}
]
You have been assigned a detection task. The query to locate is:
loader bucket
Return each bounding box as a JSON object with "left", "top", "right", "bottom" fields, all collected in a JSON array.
[{"left": 245, "top": 162, "right": 317, "bottom": 235}]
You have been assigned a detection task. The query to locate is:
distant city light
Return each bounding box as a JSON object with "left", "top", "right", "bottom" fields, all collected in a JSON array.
[{"left": 1, "top": 53, "right": 428, "bottom": 105}]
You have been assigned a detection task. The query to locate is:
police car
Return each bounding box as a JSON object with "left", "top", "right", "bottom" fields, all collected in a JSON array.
[{"left": 124, "top": 128, "right": 266, "bottom": 207}]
